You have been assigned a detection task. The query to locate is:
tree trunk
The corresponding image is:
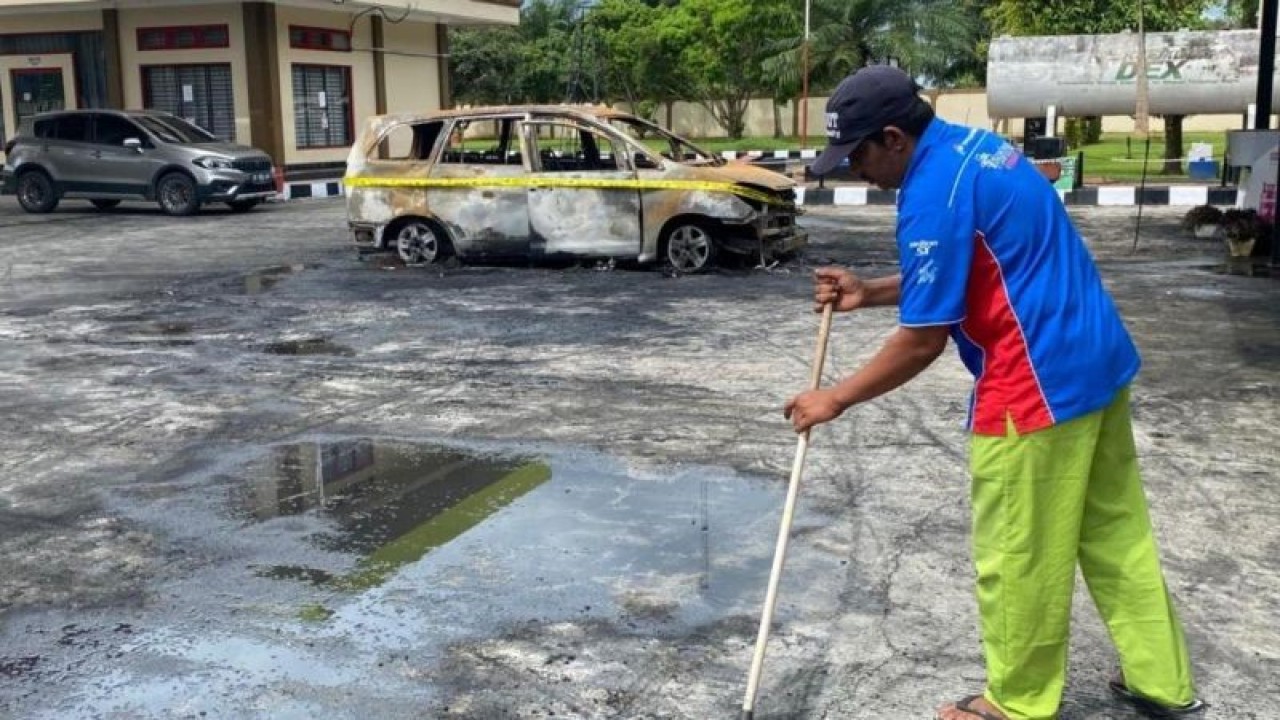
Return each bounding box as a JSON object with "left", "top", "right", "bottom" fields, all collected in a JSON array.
[
  {"left": 772, "top": 101, "right": 782, "bottom": 139},
  {"left": 1161, "top": 115, "right": 1185, "bottom": 175},
  {"left": 791, "top": 98, "right": 800, "bottom": 138}
]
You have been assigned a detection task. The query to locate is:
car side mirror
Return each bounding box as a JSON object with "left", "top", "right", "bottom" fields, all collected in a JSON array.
[{"left": 123, "top": 138, "right": 143, "bottom": 152}]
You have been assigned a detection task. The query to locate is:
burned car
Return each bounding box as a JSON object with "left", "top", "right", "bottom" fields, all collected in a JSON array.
[{"left": 344, "top": 106, "right": 806, "bottom": 273}]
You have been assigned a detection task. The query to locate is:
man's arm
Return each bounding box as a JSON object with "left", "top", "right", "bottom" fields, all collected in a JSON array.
[
  {"left": 784, "top": 324, "right": 949, "bottom": 432},
  {"left": 859, "top": 273, "right": 902, "bottom": 308}
]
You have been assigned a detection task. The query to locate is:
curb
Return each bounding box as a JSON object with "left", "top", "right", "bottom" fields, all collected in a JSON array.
[
  {"left": 281, "top": 178, "right": 1238, "bottom": 208},
  {"left": 796, "top": 185, "right": 1238, "bottom": 207}
]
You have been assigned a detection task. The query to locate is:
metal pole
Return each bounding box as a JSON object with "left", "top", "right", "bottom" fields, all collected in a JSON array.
[
  {"left": 1261, "top": 0, "right": 1280, "bottom": 265},
  {"left": 800, "top": 0, "right": 811, "bottom": 149},
  {"left": 1134, "top": 0, "right": 1150, "bottom": 138}
]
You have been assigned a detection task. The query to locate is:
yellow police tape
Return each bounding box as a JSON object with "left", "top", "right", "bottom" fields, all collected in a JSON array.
[{"left": 342, "top": 175, "right": 786, "bottom": 206}]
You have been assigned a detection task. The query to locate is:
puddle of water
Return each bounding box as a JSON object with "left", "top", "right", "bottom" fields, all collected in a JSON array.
[
  {"left": 226, "top": 439, "right": 819, "bottom": 629},
  {"left": 13, "top": 441, "right": 836, "bottom": 719},
  {"left": 233, "top": 440, "right": 551, "bottom": 590},
  {"left": 261, "top": 337, "right": 353, "bottom": 356},
  {"left": 242, "top": 264, "right": 307, "bottom": 294}
]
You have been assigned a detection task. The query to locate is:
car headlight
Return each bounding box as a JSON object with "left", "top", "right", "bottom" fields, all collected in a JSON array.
[{"left": 193, "top": 156, "right": 233, "bottom": 170}]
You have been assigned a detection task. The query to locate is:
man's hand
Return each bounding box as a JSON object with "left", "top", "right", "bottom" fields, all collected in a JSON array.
[
  {"left": 814, "top": 267, "right": 867, "bottom": 313},
  {"left": 783, "top": 388, "right": 846, "bottom": 433}
]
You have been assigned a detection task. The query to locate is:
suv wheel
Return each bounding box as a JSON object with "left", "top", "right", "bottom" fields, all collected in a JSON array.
[
  {"left": 156, "top": 173, "right": 200, "bottom": 216},
  {"left": 16, "top": 171, "right": 59, "bottom": 214}
]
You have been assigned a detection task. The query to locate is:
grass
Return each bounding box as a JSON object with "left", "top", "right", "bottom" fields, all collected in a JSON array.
[
  {"left": 1069, "top": 132, "right": 1227, "bottom": 183},
  {"left": 461, "top": 130, "right": 1231, "bottom": 182}
]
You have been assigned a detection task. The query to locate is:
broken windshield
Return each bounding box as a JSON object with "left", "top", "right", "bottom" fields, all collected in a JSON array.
[{"left": 606, "top": 116, "right": 723, "bottom": 167}]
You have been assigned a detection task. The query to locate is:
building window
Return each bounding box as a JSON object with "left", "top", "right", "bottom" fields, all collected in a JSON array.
[
  {"left": 142, "top": 64, "right": 235, "bottom": 141},
  {"left": 288, "top": 25, "right": 351, "bottom": 52},
  {"left": 291, "top": 64, "right": 352, "bottom": 149},
  {"left": 137, "top": 25, "right": 230, "bottom": 51}
]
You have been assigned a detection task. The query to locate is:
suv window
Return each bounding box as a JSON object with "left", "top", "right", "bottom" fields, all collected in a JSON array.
[
  {"left": 50, "top": 115, "right": 90, "bottom": 142},
  {"left": 134, "top": 115, "right": 216, "bottom": 144},
  {"left": 94, "top": 115, "right": 147, "bottom": 147}
]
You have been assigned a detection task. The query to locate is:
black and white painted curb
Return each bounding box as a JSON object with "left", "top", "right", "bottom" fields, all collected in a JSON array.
[
  {"left": 793, "top": 185, "right": 1238, "bottom": 207},
  {"left": 280, "top": 177, "right": 1238, "bottom": 208}
]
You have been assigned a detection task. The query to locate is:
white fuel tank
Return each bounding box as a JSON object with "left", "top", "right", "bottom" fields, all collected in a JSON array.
[{"left": 987, "top": 30, "right": 1277, "bottom": 118}]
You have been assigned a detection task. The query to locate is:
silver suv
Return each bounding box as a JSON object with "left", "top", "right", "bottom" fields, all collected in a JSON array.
[{"left": 2, "top": 109, "right": 276, "bottom": 215}]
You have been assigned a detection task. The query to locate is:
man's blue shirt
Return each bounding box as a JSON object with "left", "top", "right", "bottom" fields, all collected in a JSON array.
[{"left": 895, "top": 118, "right": 1140, "bottom": 435}]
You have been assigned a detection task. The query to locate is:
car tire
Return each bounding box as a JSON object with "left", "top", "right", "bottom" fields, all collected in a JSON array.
[
  {"left": 156, "top": 173, "right": 200, "bottom": 216},
  {"left": 392, "top": 218, "right": 451, "bottom": 265},
  {"left": 227, "top": 199, "right": 261, "bottom": 213},
  {"left": 661, "top": 220, "right": 718, "bottom": 274},
  {"left": 91, "top": 199, "right": 122, "bottom": 211},
  {"left": 15, "top": 170, "right": 59, "bottom": 214}
]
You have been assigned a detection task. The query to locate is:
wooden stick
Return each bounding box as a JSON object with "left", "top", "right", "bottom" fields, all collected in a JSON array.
[{"left": 740, "top": 303, "right": 834, "bottom": 720}]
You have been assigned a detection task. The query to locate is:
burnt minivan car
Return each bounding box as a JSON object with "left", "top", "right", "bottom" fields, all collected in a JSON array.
[{"left": 344, "top": 106, "right": 806, "bottom": 273}]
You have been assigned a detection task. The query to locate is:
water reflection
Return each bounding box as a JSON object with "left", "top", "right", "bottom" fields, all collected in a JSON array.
[
  {"left": 239, "top": 440, "right": 550, "bottom": 589},
  {"left": 242, "top": 264, "right": 306, "bottom": 294}
]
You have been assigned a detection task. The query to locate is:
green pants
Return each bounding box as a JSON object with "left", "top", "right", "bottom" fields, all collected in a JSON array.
[{"left": 969, "top": 387, "right": 1195, "bottom": 720}]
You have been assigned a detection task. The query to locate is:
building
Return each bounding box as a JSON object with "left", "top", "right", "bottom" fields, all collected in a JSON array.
[{"left": 0, "top": 0, "right": 519, "bottom": 186}]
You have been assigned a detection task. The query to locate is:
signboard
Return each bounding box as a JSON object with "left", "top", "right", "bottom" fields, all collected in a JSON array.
[{"left": 1053, "top": 156, "right": 1077, "bottom": 191}]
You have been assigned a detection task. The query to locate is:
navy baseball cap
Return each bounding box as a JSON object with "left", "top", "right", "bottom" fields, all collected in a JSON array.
[{"left": 810, "top": 65, "right": 923, "bottom": 176}]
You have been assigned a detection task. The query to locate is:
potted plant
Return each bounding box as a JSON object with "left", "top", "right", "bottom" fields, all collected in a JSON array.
[
  {"left": 1180, "top": 204, "right": 1223, "bottom": 239},
  {"left": 1219, "top": 208, "right": 1267, "bottom": 257}
]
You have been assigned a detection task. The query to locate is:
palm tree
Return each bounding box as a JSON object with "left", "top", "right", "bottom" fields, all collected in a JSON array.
[{"left": 763, "top": 0, "right": 981, "bottom": 97}]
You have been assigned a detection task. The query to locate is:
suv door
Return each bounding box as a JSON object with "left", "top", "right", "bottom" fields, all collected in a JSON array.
[
  {"left": 90, "top": 114, "right": 159, "bottom": 198},
  {"left": 38, "top": 113, "right": 93, "bottom": 192}
]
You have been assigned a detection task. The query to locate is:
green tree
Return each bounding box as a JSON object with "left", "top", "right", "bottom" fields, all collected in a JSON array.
[
  {"left": 800, "top": 0, "right": 980, "bottom": 89},
  {"left": 449, "top": 0, "right": 578, "bottom": 106},
  {"left": 661, "top": 0, "right": 801, "bottom": 139},
  {"left": 591, "top": 0, "right": 689, "bottom": 123}
]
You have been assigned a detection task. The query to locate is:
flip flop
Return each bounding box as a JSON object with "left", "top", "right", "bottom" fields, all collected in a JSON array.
[
  {"left": 1109, "top": 679, "right": 1207, "bottom": 718},
  {"left": 936, "top": 694, "right": 1006, "bottom": 720}
]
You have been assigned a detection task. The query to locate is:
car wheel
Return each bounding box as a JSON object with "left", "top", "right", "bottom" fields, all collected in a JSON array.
[
  {"left": 394, "top": 219, "right": 450, "bottom": 264},
  {"left": 662, "top": 221, "right": 718, "bottom": 274},
  {"left": 16, "top": 171, "right": 59, "bottom": 214},
  {"left": 156, "top": 173, "right": 200, "bottom": 216},
  {"left": 91, "top": 199, "right": 122, "bottom": 211},
  {"left": 227, "top": 199, "right": 261, "bottom": 213}
]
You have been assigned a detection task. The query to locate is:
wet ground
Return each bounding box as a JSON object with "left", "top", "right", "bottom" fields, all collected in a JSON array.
[{"left": 0, "top": 197, "right": 1276, "bottom": 719}]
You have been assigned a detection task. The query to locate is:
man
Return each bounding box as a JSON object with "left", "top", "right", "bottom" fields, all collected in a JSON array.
[{"left": 783, "top": 65, "right": 1203, "bottom": 720}]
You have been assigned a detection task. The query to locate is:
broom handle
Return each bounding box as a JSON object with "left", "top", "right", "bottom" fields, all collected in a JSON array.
[{"left": 740, "top": 303, "right": 834, "bottom": 719}]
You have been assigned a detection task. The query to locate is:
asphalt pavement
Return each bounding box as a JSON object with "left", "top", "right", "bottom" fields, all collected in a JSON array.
[{"left": 0, "top": 196, "right": 1276, "bottom": 719}]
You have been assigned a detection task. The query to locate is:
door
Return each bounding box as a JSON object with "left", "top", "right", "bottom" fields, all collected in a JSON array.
[
  {"left": 429, "top": 118, "right": 529, "bottom": 259},
  {"left": 11, "top": 68, "right": 65, "bottom": 126},
  {"left": 34, "top": 113, "right": 94, "bottom": 192},
  {"left": 88, "top": 114, "right": 161, "bottom": 198},
  {"left": 522, "top": 119, "right": 641, "bottom": 259}
]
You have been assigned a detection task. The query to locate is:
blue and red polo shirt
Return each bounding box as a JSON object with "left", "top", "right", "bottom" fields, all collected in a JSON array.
[{"left": 896, "top": 118, "right": 1140, "bottom": 436}]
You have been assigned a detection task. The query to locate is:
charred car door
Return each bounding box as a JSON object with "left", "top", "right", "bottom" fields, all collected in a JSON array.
[
  {"left": 428, "top": 117, "right": 530, "bottom": 261},
  {"left": 522, "top": 118, "right": 642, "bottom": 260}
]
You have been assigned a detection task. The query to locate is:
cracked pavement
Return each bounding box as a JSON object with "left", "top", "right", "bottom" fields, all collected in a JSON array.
[{"left": 0, "top": 197, "right": 1276, "bottom": 719}]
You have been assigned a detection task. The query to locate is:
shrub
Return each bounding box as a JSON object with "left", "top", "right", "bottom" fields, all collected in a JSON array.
[{"left": 1180, "top": 204, "right": 1223, "bottom": 230}]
